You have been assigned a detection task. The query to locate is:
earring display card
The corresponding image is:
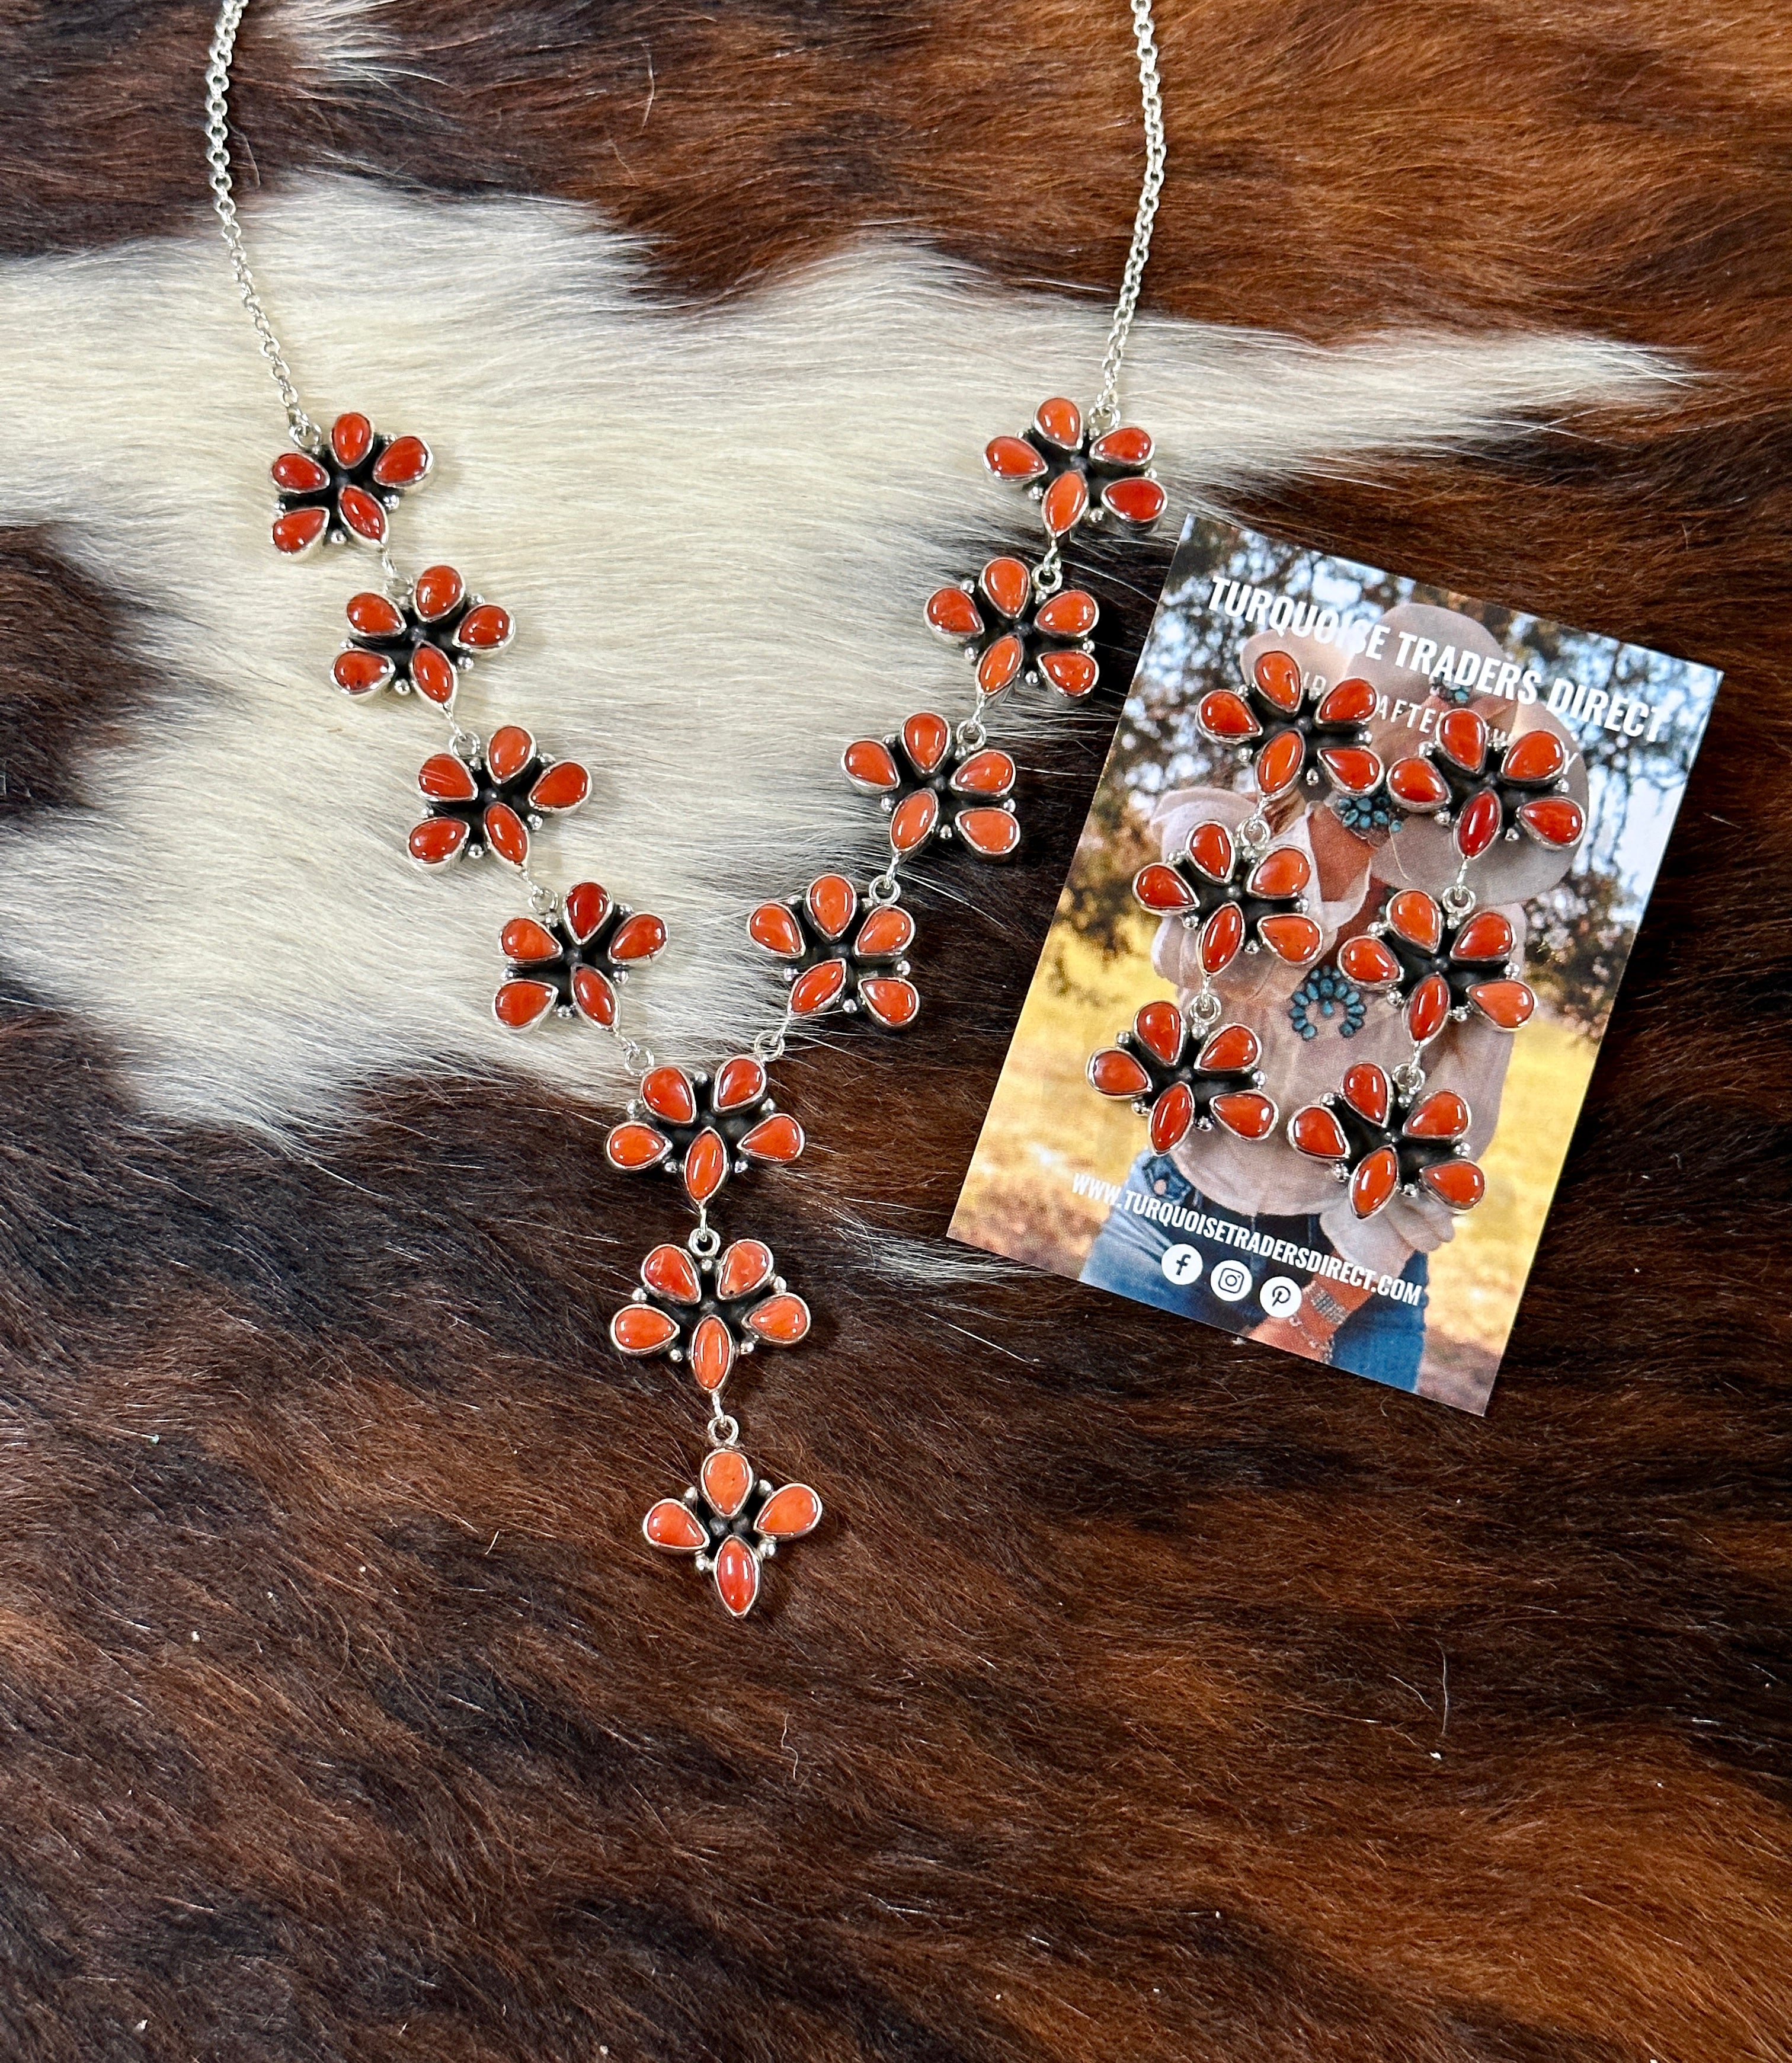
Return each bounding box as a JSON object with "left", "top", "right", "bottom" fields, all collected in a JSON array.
[{"left": 948, "top": 517, "right": 1723, "bottom": 1413}]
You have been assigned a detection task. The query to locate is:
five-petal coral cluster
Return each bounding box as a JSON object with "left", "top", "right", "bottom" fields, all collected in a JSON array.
[
  {"left": 984, "top": 397, "right": 1167, "bottom": 540},
  {"left": 610, "top": 1236, "right": 811, "bottom": 1395},
  {"left": 1339, "top": 889, "right": 1535, "bottom": 1048},
  {"left": 749, "top": 875, "right": 920, "bottom": 1029},
  {"left": 843, "top": 711, "right": 1020, "bottom": 861},
  {"left": 1132, "top": 818, "right": 1323, "bottom": 978},
  {"left": 1087, "top": 1003, "right": 1278, "bottom": 1153},
  {"left": 333, "top": 563, "right": 512, "bottom": 711},
  {"left": 924, "top": 554, "right": 1102, "bottom": 702},
  {"left": 408, "top": 724, "right": 591, "bottom": 871},
  {"left": 1287, "top": 1061, "right": 1486, "bottom": 1221},
  {"left": 1197, "top": 650, "right": 1384, "bottom": 806},
  {"left": 1385, "top": 708, "right": 1585, "bottom": 859},
  {"left": 270, "top": 411, "right": 431, "bottom": 556},
  {"left": 604, "top": 1058, "right": 805, "bottom": 1207},
  {"left": 494, "top": 879, "right": 667, "bottom": 1032}
]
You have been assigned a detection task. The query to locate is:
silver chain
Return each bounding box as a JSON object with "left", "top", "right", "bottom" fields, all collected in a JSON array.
[
  {"left": 204, "top": 0, "right": 316, "bottom": 446},
  {"left": 1092, "top": 0, "right": 1166, "bottom": 430}
]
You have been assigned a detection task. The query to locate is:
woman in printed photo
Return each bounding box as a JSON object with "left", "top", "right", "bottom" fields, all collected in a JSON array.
[{"left": 1079, "top": 602, "right": 1586, "bottom": 1390}]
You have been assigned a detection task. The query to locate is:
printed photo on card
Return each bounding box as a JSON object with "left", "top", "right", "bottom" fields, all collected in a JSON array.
[{"left": 949, "top": 517, "right": 1723, "bottom": 1412}]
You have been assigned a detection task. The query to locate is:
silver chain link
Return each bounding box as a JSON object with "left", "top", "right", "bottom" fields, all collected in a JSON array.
[
  {"left": 1091, "top": 0, "right": 1166, "bottom": 430},
  {"left": 205, "top": 1, "right": 316, "bottom": 444}
]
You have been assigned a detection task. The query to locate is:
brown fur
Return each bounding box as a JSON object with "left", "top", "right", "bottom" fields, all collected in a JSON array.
[{"left": 0, "top": 3, "right": 1788, "bottom": 2058}]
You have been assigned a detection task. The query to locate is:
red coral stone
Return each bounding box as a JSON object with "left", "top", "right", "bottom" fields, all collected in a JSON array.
[
  {"left": 644, "top": 1244, "right": 703, "bottom": 1303},
  {"left": 1339, "top": 935, "right": 1402, "bottom": 986},
  {"left": 1454, "top": 787, "right": 1503, "bottom": 861},
  {"left": 1134, "top": 999, "right": 1186, "bottom": 1067},
  {"left": 529, "top": 762, "right": 589, "bottom": 813},
  {"left": 1088, "top": 1047, "right": 1151, "bottom": 1099},
  {"left": 1319, "top": 746, "right": 1383, "bottom": 796},
  {"left": 1200, "top": 901, "right": 1245, "bottom": 975},
  {"left": 806, "top": 875, "right": 857, "bottom": 940},
  {"left": 738, "top": 1113, "right": 804, "bottom": 1164},
  {"left": 493, "top": 978, "right": 556, "bottom": 1031},
  {"left": 713, "top": 1536, "right": 760, "bottom": 1618},
  {"left": 903, "top": 711, "right": 951, "bottom": 775},
  {"left": 1133, "top": 862, "right": 1196, "bottom": 914},
  {"left": 641, "top": 1066, "right": 696, "bottom": 1124},
  {"left": 272, "top": 450, "right": 329, "bottom": 494},
  {"left": 409, "top": 642, "right": 457, "bottom": 706},
  {"left": 1101, "top": 476, "right": 1166, "bottom": 529},
  {"left": 1386, "top": 890, "right": 1442, "bottom": 952},
  {"left": 690, "top": 1316, "right": 734, "bottom": 1394},
  {"left": 790, "top": 959, "right": 848, "bottom": 1016},
  {"left": 611, "top": 1304, "right": 680, "bottom": 1355},
  {"left": 1092, "top": 424, "right": 1152, "bottom": 466},
  {"left": 411, "top": 565, "right": 463, "bottom": 619},
  {"left": 610, "top": 913, "right": 667, "bottom": 962},
  {"left": 644, "top": 1499, "right": 706, "bottom": 1552},
  {"left": 605, "top": 1121, "right": 671, "bottom": 1172},
  {"left": 1199, "top": 1023, "right": 1260, "bottom": 1073},
  {"left": 346, "top": 590, "right": 404, "bottom": 637},
  {"left": 1199, "top": 689, "right": 1260, "bottom": 742},
  {"left": 333, "top": 648, "right": 393, "bottom": 696},
  {"left": 843, "top": 738, "right": 901, "bottom": 793},
  {"left": 855, "top": 905, "right": 914, "bottom": 958},
  {"left": 1290, "top": 1105, "right": 1350, "bottom": 1160},
  {"left": 370, "top": 434, "right": 431, "bottom": 488},
  {"left": 859, "top": 976, "right": 920, "bottom": 1029},
  {"left": 1469, "top": 978, "right": 1535, "bottom": 1029},
  {"left": 1422, "top": 1160, "right": 1486, "bottom": 1211},
  {"left": 716, "top": 1240, "right": 775, "bottom": 1301},
  {"left": 1039, "top": 650, "right": 1099, "bottom": 698},
  {"left": 483, "top": 802, "right": 529, "bottom": 866},
  {"left": 1258, "top": 913, "right": 1323, "bottom": 964},
  {"left": 1149, "top": 1081, "right": 1195, "bottom": 1152},
  {"left": 757, "top": 1484, "right": 822, "bottom": 1540},
  {"left": 1406, "top": 1090, "right": 1470, "bottom": 1141},
  {"left": 926, "top": 586, "right": 983, "bottom": 641},
  {"left": 683, "top": 1128, "right": 728, "bottom": 1205},
  {"left": 1247, "top": 846, "right": 1310, "bottom": 900},
  {"left": 455, "top": 603, "right": 511, "bottom": 651},
  {"left": 330, "top": 412, "right": 375, "bottom": 467},
  {"left": 337, "top": 484, "right": 386, "bottom": 544},
  {"left": 271, "top": 507, "right": 329, "bottom": 556},
  {"left": 985, "top": 435, "right": 1048, "bottom": 482},
  {"left": 745, "top": 1293, "right": 810, "bottom": 1345},
  {"left": 1406, "top": 971, "right": 1452, "bottom": 1045},
  {"left": 564, "top": 881, "right": 612, "bottom": 942},
  {"left": 1035, "top": 397, "right": 1084, "bottom": 448},
  {"left": 1317, "top": 677, "right": 1377, "bottom": 725},
  {"left": 420, "top": 755, "right": 481, "bottom": 807},
  {"left": 1438, "top": 709, "right": 1489, "bottom": 773},
  {"left": 1503, "top": 728, "right": 1568, "bottom": 783},
  {"left": 487, "top": 725, "right": 535, "bottom": 783},
  {"left": 408, "top": 818, "right": 469, "bottom": 867},
  {"left": 1452, "top": 910, "right": 1515, "bottom": 961},
  {"left": 1387, "top": 754, "right": 1451, "bottom": 810},
  {"left": 500, "top": 916, "right": 559, "bottom": 963},
  {"left": 713, "top": 1057, "right": 767, "bottom": 1111},
  {"left": 750, "top": 903, "right": 804, "bottom": 957},
  {"left": 1186, "top": 821, "right": 1235, "bottom": 881},
  {"left": 890, "top": 791, "right": 939, "bottom": 853},
  {"left": 955, "top": 807, "right": 1020, "bottom": 859},
  {"left": 1255, "top": 728, "right": 1306, "bottom": 799},
  {"left": 1036, "top": 588, "right": 1097, "bottom": 637},
  {"left": 1518, "top": 796, "right": 1585, "bottom": 847},
  {"left": 950, "top": 748, "right": 1016, "bottom": 798},
  {"left": 1254, "top": 650, "right": 1304, "bottom": 713},
  {"left": 977, "top": 634, "right": 1025, "bottom": 697},
  {"left": 980, "top": 556, "right": 1032, "bottom": 619},
  {"left": 571, "top": 966, "right": 616, "bottom": 1025},
  {"left": 703, "top": 1448, "right": 754, "bottom": 1519},
  {"left": 1212, "top": 1091, "right": 1278, "bottom": 1141},
  {"left": 1351, "top": 1144, "right": 1401, "bottom": 1220},
  {"left": 1342, "top": 1063, "right": 1391, "bottom": 1126},
  {"left": 1042, "top": 471, "right": 1089, "bottom": 536}
]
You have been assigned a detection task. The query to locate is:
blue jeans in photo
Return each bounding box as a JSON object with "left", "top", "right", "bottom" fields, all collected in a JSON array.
[{"left": 1080, "top": 1149, "right": 1429, "bottom": 1392}]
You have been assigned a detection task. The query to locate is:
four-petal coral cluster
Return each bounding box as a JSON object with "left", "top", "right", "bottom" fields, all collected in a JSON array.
[{"left": 643, "top": 1447, "right": 823, "bottom": 1619}]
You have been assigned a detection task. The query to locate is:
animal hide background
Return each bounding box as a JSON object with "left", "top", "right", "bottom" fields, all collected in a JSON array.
[{"left": 0, "top": 2, "right": 1787, "bottom": 2059}]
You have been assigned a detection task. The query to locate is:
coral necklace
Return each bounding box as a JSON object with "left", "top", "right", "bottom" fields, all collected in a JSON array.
[{"left": 204, "top": 0, "right": 1170, "bottom": 1616}]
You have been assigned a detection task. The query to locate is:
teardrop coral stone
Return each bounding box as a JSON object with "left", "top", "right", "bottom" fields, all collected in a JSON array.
[
  {"left": 1339, "top": 935, "right": 1401, "bottom": 987},
  {"left": 644, "top": 1499, "right": 707, "bottom": 1552},
  {"left": 643, "top": 1244, "right": 703, "bottom": 1303},
  {"left": 789, "top": 959, "right": 848, "bottom": 1016},
  {"left": 702, "top": 1448, "right": 754, "bottom": 1519},
  {"left": 609, "top": 913, "right": 667, "bottom": 962},
  {"left": 1387, "top": 755, "right": 1451, "bottom": 810},
  {"left": 1454, "top": 788, "right": 1503, "bottom": 861},
  {"left": 977, "top": 634, "right": 1024, "bottom": 698},
  {"left": 926, "top": 586, "right": 983, "bottom": 640},
  {"left": 1247, "top": 846, "right": 1310, "bottom": 900},
  {"left": 1186, "top": 821, "right": 1234, "bottom": 881},
  {"left": 1406, "top": 1089, "right": 1470, "bottom": 1141},
  {"left": 1101, "top": 476, "right": 1166, "bottom": 529},
  {"left": 806, "top": 874, "right": 857, "bottom": 940},
  {"left": 1035, "top": 396, "right": 1083, "bottom": 448},
  {"left": 1198, "top": 690, "right": 1260, "bottom": 741},
  {"left": 641, "top": 1067, "right": 697, "bottom": 1124},
  {"left": 1133, "top": 863, "right": 1196, "bottom": 914},
  {"left": 482, "top": 802, "right": 529, "bottom": 867},
  {"left": 1290, "top": 1105, "right": 1349, "bottom": 1160},
  {"left": 756, "top": 1484, "right": 821, "bottom": 1540},
  {"left": 1422, "top": 1159, "right": 1486, "bottom": 1211},
  {"left": 985, "top": 436, "right": 1047, "bottom": 482},
  {"left": 1134, "top": 999, "right": 1186, "bottom": 1067},
  {"left": 1257, "top": 914, "right": 1323, "bottom": 964},
  {"left": 529, "top": 762, "right": 590, "bottom": 813},
  {"left": 345, "top": 590, "right": 404, "bottom": 637},
  {"left": 683, "top": 1128, "right": 728, "bottom": 1205},
  {"left": 1149, "top": 1082, "right": 1195, "bottom": 1153},
  {"left": 330, "top": 412, "right": 375, "bottom": 466},
  {"left": 1387, "top": 890, "right": 1442, "bottom": 952},
  {"left": 1087, "top": 1048, "right": 1152, "bottom": 1099},
  {"left": 1451, "top": 910, "right": 1515, "bottom": 962},
  {"left": 955, "top": 808, "right": 1020, "bottom": 859},
  {"left": 1254, "top": 650, "right": 1304, "bottom": 712},
  {"left": 1437, "top": 709, "right": 1489, "bottom": 773},
  {"left": 1319, "top": 746, "right": 1383, "bottom": 796},
  {"left": 1350, "top": 1144, "right": 1401, "bottom": 1220},
  {"left": 271, "top": 507, "right": 329, "bottom": 555},
  {"left": 949, "top": 749, "right": 1016, "bottom": 797},
  {"left": 610, "top": 1304, "right": 680, "bottom": 1355},
  {"left": 411, "top": 564, "right": 464, "bottom": 619},
  {"left": 716, "top": 1240, "right": 775, "bottom": 1301},
  {"left": 272, "top": 450, "right": 329, "bottom": 494},
  {"left": 750, "top": 903, "right": 805, "bottom": 957},
  {"left": 902, "top": 711, "right": 951, "bottom": 775},
  {"left": 455, "top": 603, "right": 511, "bottom": 651},
  {"left": 1199, "top": 902, "right": 1244, "bottom": 975},
  {"left": 1092, "top": 425, "right": 1152, "bottom": 466},
  {"left": 859, "top": 976, "right": 920, "bottom": 1028},
  {"left": 1405, "top": 972, "right": 1452, "bottom": 1045},
  {"left": 980, "top": 557, "right": 1032, "bottom": 619},
  {"left": 410, "top": 642, "right": 457, "bottom": 706},
  {"left": 370, "top": 434, "right": 431, "bottom": 488},
  {"left": 605, "top": 1122, "right": 671, "bottom": 1171},
  {"left": 738, "top": 1113, "right": 804, "bottom": 1163},
  {"left": 493, "top": 978, "right": 555, "bottom": 1031},
  {"left": 407, "top": 818, "right": 469, "bottom": 867},
  {"left": 745, "top": 1293, "right": 810, "bottom": 1346},
  {"left": 1036, "top": 588, "right": 1097, "bottom": 638},
  {"left": 853, "top": 906, "right": 913, "bottom": 959},
  {"left": 1198, "top": 1022, "right": 1259, "bottom": 1073},
  {"left": 889, "top": 792, "right": 939, "bottom": 853},
  {"left": 1342, "top": 1063, "right": 1392, "bottom": 1127},
  {"left": 563, "top": 881, "right": 612, "bottom": 942},
  {"left": 690, "top": 1316, "right": 734, "bottom": 1394},
  {"left": 713, "top": 1057, "right": 767, "bottom": 1111},
  {"left": 1041, "top": 471, "right": 1089, "bottom": 536},
  {"left": 713, "top": 1536, "right": 760, "bottom": 1617},
  {"left": 1502, "top": 728, "right": 1567, "bottom": 784},
  {"left": 1039, "top": 650, "right": 1099, "bottom": 699},
  {"left": 333, "top": 648, "right": 393, "bottom": 696},
  {"left": 500, "top": 917, "right": 559, "bottom": 964},
  {"left": 486, "top": 725, "right": 535, "bottom": 783},
  {"left": 1211, "top": 1091, "right": 1278, "bottom": 1141},
  {"left": 1317, "top": 677, "right": 1377, "bottom": 725},
  {"left": 337, "top": 485, "right": 386, "bottom": 544},
  {"left": 843, "top": 738, "right": 901, "bottom": 792},
  {"left": 571, "top": 966, "right": 616, "bottom": 1025},
  {"left": 1469, "top": 978, "right": 1535, "bottom": 1029},
  {"left": 1518, "top": 796, "right": 1585, "bottom": 847}
]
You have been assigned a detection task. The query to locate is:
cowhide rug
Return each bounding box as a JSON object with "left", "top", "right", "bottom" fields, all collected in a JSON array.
[{"left": 0, "top": 3, "right": 1785, "bottom": 2059}]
